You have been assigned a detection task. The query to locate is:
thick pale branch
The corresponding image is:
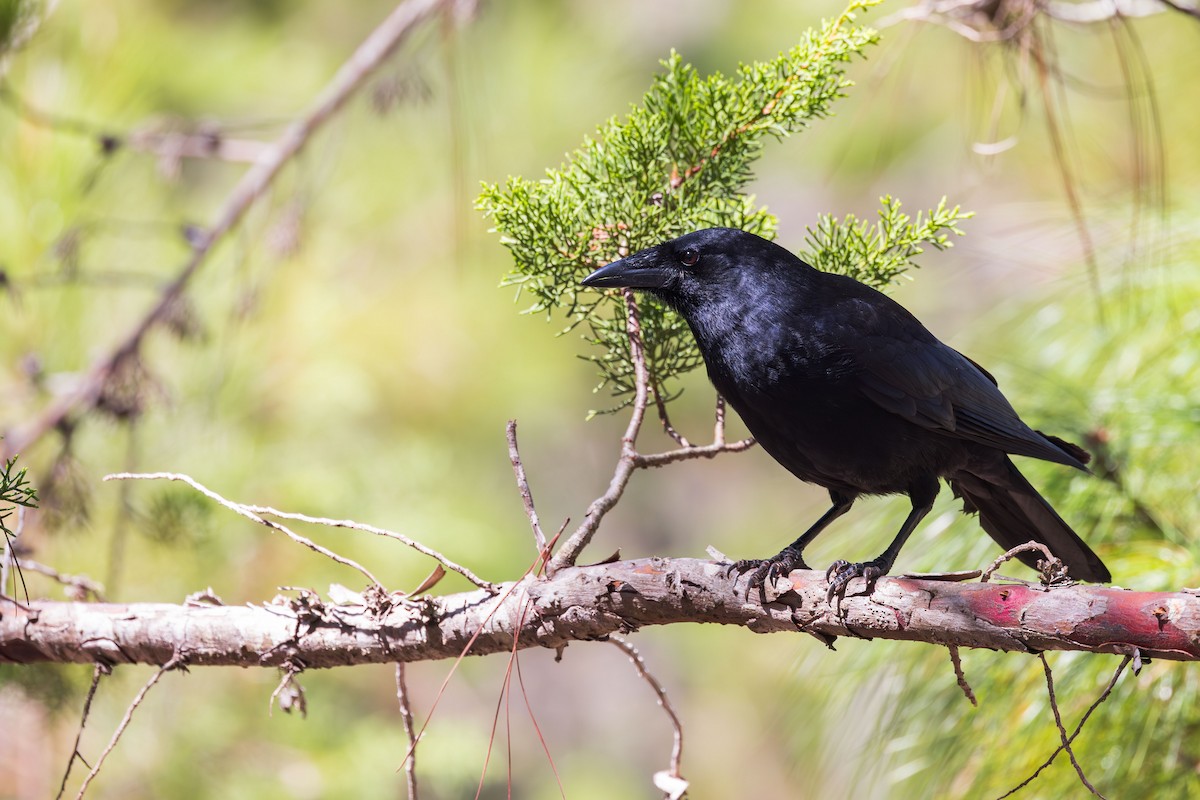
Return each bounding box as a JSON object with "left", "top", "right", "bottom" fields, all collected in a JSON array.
[{"left": 4, "top": 558, "right": 1198, "bottom": 668}]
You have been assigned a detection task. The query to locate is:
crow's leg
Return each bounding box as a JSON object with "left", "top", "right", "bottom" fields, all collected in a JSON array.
[
  {"left": 826, "top": 476, "right": 939, "bottom": 604},
  {"left": 728, "top": 491, "right": 855, "bottom": 600}
]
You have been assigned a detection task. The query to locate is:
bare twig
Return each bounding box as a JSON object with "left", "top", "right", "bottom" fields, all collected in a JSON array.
[
  {"left": 635, "top": 437, "right": 756, "bottom": 469},
  {"left": 104, "top": 472, "right": 385, "bottom": 588},
  {"left": 16, "top": 559, "right": 106, "bottom": 601},
  {"left": 244, "top": 506, "right": 495, "bottom": 592},
  {"left": 547, "top": 292, "right": 651, "bottom": 573},
  {"left": 128, "top": 125, "right": 271, "bottom": 167},
  {"left": 712, "top": 395, "right": 729, "bottom": 444},
  {"left": 610, "top": 636, "right": 686, "bottom": 797},
  {"left": 103, "top": 471, "right": 493, "bottom": 592},
  {"left": 73, "top": 654, "right": 184, "bottom": 800},
  {"left": 980, "top": 541, "right": 1059, "bottom": 582},
  {"left": 948, "top": 645, "right": 978, "bottom": 706},
  {"left": 999, "top": 654, "right": 1132, "bottom": 799},
  {"left": 651, "top": 379, "right": 691, "bottom": 448},
  {"left": 548, "top": 298, "right": 755, "bottom": 572},
  {"left": 396, "top": 663, "right": 420, "bottom": 800},
  {"left": 55, "top": 664, "right": 108, "bottom": 800},
  {"left": 1037, "top": 653, "right": 1106, "bottom": 798},
  {"left": 2, "top": 0, "right": 452, "bottom": 460},
  {"left": 506, "top": 420, "right": 548, "bottom": 562}
]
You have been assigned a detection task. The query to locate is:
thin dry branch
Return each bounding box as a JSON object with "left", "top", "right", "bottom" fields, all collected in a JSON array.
[
  {"left": 948, "top": 645, "right": 977, "bottom": 706},
  {"left": 104, "top": 472, "right": 386, "bottom": 588},
  {"left": 609, "top": 636, "right": 687, "bottom": 799},
  {"left": 506, "top": 420, "right": 548, "bottom": 562},
  {"left": 547, "top": 299, "right": 754, "bottom": 573},
  {"left": 395, "top": 663, "right": 420, "bottom": 800},
  {"left": 1, "top": 0, "right": 453, "bottom": 460},
  {"left": 1038, "top": 652, "right": 1106, "bottom": 798},
  {"left": 547, "top": 292, "right": 650, "bottom": 573},
  {"left": 999, "top": 654, "right": 1132, "bottom": 799},
  {"left": 16, "top": 559, "right": 106, "bottom": 601},
  {"left": 651, "top": 380, "right": 691, "bottom": 448},
  {"left": 880, "top": 0, "right": 1170, "bottom": 36},
  {"left": 242, "top": 506, "right": 496, "bottom": 592},
  {"left": 981, "top": 541, "right": 1060, "bottom": 582},
  {"left": 634, "top": 437, "right": 756, "bottom": 469},
  {"left": 6, "top": 559, "right": 1200, "bottom": 668},
  {"left": 72, "top": 654, "right": 184, "bottom": 800},
  {"left": 114, "top": 468, "right": 494, "bottom": 592},
  {"left": 103, "top": 471, "right": 494, "bottom": 595},
  {"left": 55, "top": 664, "right": 107, "bottom": 800},
  {"left": 1048, "top": 0, "right": 1180, "bottom": 21}
]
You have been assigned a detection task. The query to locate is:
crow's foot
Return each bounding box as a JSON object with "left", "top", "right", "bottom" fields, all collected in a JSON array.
[
  {"left": 726, "top": 548, "right": 808, "bottom": 601},
  {"left": 825, "top": 559, "right": 887, "bottom": 605}
]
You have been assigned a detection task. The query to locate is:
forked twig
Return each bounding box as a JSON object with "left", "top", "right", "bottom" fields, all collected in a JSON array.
[
  {"left": 547, "top": 292, "right": 650, "bottom": 573},
  {"left": 240, "top": 507, "right": 495, "bottom": 592},
  {"left": 105, "top": 471, "right": 495, "bottom": 592},
  {"left": 998, "top": 654, "right": 1132, "bottom": 799},
  {"left": 548, "top": 296, "right": 755, "bottom": 573},
  {"left": 73, "top": 655, "right": 184, "bottom": 799},
  {"left": 56, "top": 665, "right": 108, "bottom": 800},
  {"left": 0, "top": 87, "right": 272, "bottom": 165},
  {"left": 104, "top": 472, "right": 385, "bottom": 588},
  {"left": 1036, "top": 653, "right": 1106, "bottom": 798},
  {"left": 651, "top": 378, "right": 691, "bottom": 448},
  {"left": 16, "top": 559, "right": 106, "bottom": 601}
]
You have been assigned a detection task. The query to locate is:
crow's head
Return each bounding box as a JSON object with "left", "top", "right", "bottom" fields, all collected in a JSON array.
[{"left": 581, "top": 227, "right": 808, "bottom": 314}]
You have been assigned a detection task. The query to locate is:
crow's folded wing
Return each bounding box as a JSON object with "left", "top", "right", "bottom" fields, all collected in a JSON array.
[{"left": 852, "top": 333, "right": 1086, "bottom": 470}]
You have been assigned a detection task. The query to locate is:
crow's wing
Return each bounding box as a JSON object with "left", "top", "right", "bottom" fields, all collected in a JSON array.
[{"left": 839, "top": 300, "right": 1086, "bottom": 470}]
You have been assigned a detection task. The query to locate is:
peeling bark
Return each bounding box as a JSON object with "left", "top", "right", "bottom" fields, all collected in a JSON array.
[{"left": 3, "top": 558, "right": 1197, "bottom": 668}]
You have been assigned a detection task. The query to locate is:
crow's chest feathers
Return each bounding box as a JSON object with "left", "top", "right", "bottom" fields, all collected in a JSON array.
[{"left": 702, "top": 319, "right": 855, "bottom": 398}]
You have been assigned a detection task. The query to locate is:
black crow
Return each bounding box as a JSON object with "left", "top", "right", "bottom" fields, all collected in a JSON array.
[{"left": 582, "top": 227, "right": 1110, "bottom": 599}]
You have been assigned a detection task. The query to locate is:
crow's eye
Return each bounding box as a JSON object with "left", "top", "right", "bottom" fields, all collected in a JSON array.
[{"left": 679, "top": 248, "right": 700, "bottom": 267}]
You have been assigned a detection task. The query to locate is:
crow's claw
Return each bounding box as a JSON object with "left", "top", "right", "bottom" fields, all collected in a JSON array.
[
  {"left": 825, "top": 559, "right": 886, "bottom": 605},
  {"left": 726, "top": 548, "right": 808, "bottom": 601}
]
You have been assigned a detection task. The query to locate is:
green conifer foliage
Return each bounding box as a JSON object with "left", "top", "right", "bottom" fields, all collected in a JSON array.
[{"left": 479, "top": 2, "right": 970, "bottom": 409}]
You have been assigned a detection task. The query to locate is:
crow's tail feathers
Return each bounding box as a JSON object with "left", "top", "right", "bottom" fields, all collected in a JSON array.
[{"left": 951, "top": 457, "right": 1111, "bottom": 583}]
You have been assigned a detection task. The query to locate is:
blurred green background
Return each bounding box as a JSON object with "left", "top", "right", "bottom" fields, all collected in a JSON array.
[{"left": 1, "top": 0, "right": 1198, "bottom": 797}]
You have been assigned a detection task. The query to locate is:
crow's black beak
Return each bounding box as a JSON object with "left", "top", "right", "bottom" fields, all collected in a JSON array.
[{"left": 581, "top": 248, "right": 674, "bottom": 290}]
